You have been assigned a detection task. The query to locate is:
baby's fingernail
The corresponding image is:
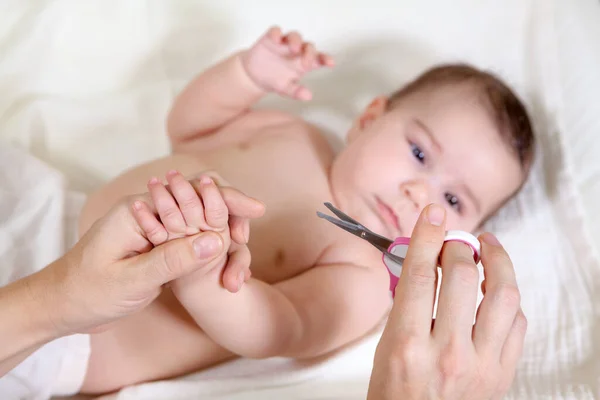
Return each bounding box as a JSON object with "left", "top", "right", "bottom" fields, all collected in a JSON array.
[
  {"left": 167, "top": 170, "right": 178, "bottom": 177},
  {"left": 148, "top": 177, "right": 159, "bottom": 185},
  {"left": 193, "top": 233, "right": 222, "bottom": 259},
  {"left": 481, "top": 232, "right": 501, "bottom": 247},
  {"left": 427, "top": 204, "right": 445, "bottom": 226},
  {"left": 201, "top": 176, "right": 213, "bottom": 185},
  {"left": 132, "top": 201, "right": 143, "bottom": 211}
]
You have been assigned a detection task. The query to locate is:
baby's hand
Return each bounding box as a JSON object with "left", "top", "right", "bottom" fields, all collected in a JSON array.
[
  {"left": 241, "top": 26, "right": 334, "bottom": 101},
  {"left": 131, "top": 170, "right": 264, "bottom": 292}
]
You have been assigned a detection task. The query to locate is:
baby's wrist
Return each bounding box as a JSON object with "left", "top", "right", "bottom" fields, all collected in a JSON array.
[{"left": 237, "top": 50, "right": 271, "bottom": 95}]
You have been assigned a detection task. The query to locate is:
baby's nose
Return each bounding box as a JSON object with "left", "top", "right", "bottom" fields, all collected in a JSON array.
[{"left": 401, "top": 180, "right": 430, "bottom": 210}]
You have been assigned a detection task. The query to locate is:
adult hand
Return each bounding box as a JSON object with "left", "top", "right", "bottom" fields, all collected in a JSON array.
[
  {"left": 367, "top": 204, "right": 527, "bottom": 400},
  {"left": 28, "top": 183, "right": 264, "bottom": 337}
]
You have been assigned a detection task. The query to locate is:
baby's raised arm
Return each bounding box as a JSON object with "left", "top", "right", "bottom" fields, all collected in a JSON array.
[{"left": 167, "top": 26, "right": 333, "bottom": 148}]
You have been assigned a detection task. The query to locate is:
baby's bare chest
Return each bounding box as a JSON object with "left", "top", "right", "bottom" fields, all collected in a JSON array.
[{"left": 174, "top": 132, "right": 337, "bottom": 282}]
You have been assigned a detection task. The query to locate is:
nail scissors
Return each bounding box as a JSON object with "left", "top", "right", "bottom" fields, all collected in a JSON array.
[{"left": 317, "top": 202, "right": 481, "bottom": 298}]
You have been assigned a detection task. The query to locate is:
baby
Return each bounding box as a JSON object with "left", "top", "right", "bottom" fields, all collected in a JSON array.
[{"left": 77, "top": 26, "right": 534, "bottom": 394}]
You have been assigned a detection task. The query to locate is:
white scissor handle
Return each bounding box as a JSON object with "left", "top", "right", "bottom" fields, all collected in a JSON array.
[{"left": 383, "top": 230, "right": 481, "bottom": 298}]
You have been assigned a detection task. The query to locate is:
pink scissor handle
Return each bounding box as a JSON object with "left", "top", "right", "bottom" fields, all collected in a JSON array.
[{"left": 382, "top": 230, "right": 481, "bottom": 298}]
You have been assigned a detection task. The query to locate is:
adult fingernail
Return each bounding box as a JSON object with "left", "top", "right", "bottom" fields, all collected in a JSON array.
[
  {"left": 481, "top": 232, "right": 501, "bottom": 246},
  {"left": 427, "top": 204, "right": 445, "bottom": 226},
  {"left": 193, "top": 233, "right": 222, "bottom": 259}
]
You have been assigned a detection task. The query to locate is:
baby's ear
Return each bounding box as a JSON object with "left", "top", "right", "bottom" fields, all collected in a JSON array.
[{"left": 347, "top": 96, "right": 389, "bottom": 142}]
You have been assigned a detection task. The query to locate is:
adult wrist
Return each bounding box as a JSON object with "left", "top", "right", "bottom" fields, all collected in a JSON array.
[{"left": 0, "top": 267, "right": 64, "bottom": 362}]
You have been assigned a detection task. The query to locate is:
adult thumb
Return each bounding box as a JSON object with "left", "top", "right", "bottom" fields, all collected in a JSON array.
[{"left": 134, "top": 231, "right": 225, "bottom": 286}]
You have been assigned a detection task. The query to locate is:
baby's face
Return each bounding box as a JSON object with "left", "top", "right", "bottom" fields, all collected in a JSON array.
[{"left": 330, "top": 85, "right": 524, "bottom": 239}]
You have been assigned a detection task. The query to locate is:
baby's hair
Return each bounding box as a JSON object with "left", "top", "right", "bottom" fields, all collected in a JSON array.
[{"left": 387, "top": 64, "right": 535, "bottom": 173}]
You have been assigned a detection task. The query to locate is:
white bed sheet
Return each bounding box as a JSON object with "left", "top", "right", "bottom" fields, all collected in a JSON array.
[{"left": 1, "top": 0, "right": 600, "bottom": 399}]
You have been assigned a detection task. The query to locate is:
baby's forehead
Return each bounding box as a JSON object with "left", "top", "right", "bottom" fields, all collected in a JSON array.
[
  {"left": 391, "top": 84, "right": 500, "bottom": 135},
  {"left": 397, "top": 82, "right": 489, "bottom": 111}
]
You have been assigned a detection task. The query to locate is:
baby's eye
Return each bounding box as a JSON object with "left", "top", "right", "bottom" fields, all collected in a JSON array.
[
  {"left": 445, "top": 192, "right": 461, "bottom": 211},
  {"left": 411, "top": 143, "right": 426, "bottom": 163}
]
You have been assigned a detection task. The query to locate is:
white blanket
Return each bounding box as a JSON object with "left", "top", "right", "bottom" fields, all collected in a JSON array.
[{"left": 1, "top": 0, "right": 600, "bottom": 399}]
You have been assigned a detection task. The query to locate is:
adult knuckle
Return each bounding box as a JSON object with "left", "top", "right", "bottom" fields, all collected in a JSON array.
[
  {"left": 388, "top": 335, "right": 424, "bottom": 370},
  {"left": 514, "top": 311, "right": 528, "bottom": 334},
  {"left": 447, "top": 260, "right": 479, "bottom": 286},
  {"left": 160, "top": 244, "right": 185, "bottom": 279},
  {"left": 487, "top": 246, "right": 513, "bottom": 266},
  {"left": 406, "top": 264, "right": 437, "bottom": 287},
  {"left": 438, "top": 340, "right": 466, "bottom": 383},
  {"left": 494, "top": 283, "right": 521, "bottom": 309},
  {"left": 416, "top": 235, "right": 442, "bottom": 248}
]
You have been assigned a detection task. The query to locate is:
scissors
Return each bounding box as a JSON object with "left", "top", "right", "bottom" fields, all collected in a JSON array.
[{"left": 317, "top": 202, "right": 481, "bottom": 298}]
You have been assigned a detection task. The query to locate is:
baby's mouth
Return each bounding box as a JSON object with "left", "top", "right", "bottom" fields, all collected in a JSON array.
[{"left": 374, "top": 196, "right": 401, "bottom": 238}]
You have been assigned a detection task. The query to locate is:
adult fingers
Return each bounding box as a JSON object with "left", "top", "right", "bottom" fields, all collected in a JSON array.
[
  {"left": 133, "top": 231, "right": 224, "bottom": 287},
  {"left": 472, "top": 233, "right": 521, "bottom": 360},
  {"left": 219, "top": 186, "right": 265, "bottom": 219},
  {"left": 433, "top": 241, "right": 480, "bottom": 341},
  {"left": 388, "top": 204, "right": 446, "bottom": 337}
]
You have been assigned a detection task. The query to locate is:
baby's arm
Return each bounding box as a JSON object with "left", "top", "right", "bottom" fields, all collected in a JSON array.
[
  {"left": 172, "top": 260, "right": 391, "bottom": 359},
  {"left": 133, "top": 175, "right": 390, "bottom": 358},
  {"left": 167, "top": 26, "right": 333, "bottom": 148}
]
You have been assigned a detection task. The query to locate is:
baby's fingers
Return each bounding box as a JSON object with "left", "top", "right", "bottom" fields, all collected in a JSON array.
[
  {"left": 282, "top": 31, "right": 303, "bottom": 54},
  {"left": 220, "top": 187, "right": 266, "bottom": 220},
  {"left": 148, "top": 177, "right": 187, "bottom": 237},
  {"left": 222, "top": 245, "right": 252, "bottom": 293},
  {"left": 196, "top": 175, "right": 229, "bottom": 230},
  {"left": 131, "top": 200, "right": 168, "bottom": 245},
  {"left": 317, "top": 52, "right": 335, "bottom": 67},
  {"left": 283, "top": 81, "right": 312, "bottom": 101},
  {"left": 266, "top": 25, "right": 282, "bottom": 44},
  {"left": 165, "top": 170, "right": 204, "bottom": 234},
  {"left": 229, "top": 216, "right": 250, "bottom": 245},
  {"left": 301, "top": 42, "right": 317, "bottom": 70}
]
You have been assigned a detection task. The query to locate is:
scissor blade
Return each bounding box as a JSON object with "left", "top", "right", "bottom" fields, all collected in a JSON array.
[
  {"left": 323, "top": 202, "right": 363, "bottom": 227},
  {"left": 317, "top": 211, "right": 405, "bottom": 266},
  {"left": 359, "top": 231, "right": 394, "bottom": 254},
  {"left": 382, "top": 250, "right": 405, "bottom": 267},
  {"left": 316, "top": 211, "right": 363, "bottom": 238}
]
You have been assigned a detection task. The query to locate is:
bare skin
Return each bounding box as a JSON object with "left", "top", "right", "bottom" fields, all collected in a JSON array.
[{"left": 77, "top": 26, "right": 524, "bottom": 394}]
